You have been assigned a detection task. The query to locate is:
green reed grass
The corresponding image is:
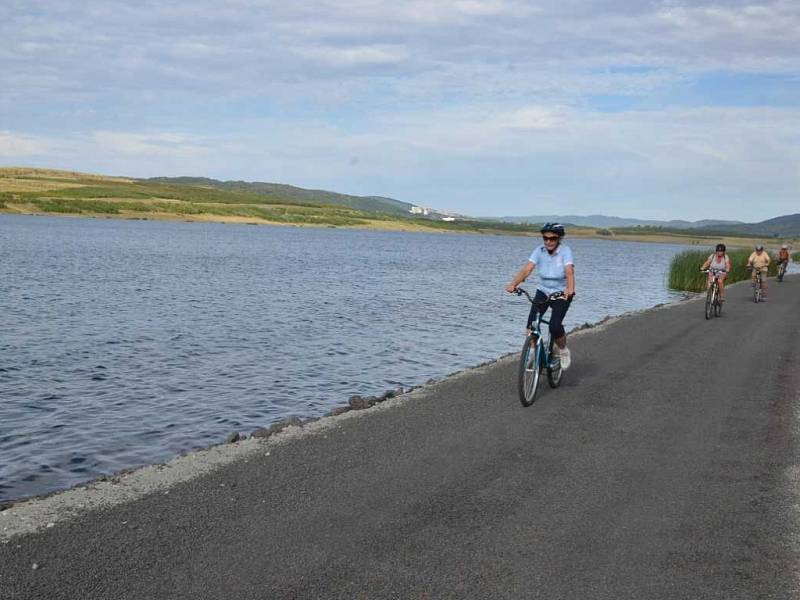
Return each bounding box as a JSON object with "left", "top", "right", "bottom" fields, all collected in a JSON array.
[{"left": 668, "top": 248, "right": 778, "bottom": 292}]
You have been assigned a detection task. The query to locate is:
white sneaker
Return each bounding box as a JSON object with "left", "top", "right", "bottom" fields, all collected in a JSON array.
[{"left": 559, "top": 347, "right": 572, "bottom": 370}]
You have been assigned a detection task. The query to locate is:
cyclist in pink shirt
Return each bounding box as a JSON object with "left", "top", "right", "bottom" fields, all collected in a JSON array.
[{"left": 700, "top": 243, "right": 731, "bottom": 302}]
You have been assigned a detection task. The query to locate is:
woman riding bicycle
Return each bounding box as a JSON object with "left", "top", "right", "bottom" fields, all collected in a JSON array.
[
  {"left": 700, "top": 243, "right": 731, "bottom": 302},
  {"left": 505, "top": 223, "right": 575, "bottom": 369}
]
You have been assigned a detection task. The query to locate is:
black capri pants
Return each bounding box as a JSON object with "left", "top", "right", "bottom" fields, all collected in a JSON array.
[{"left": 526, "top": 290, "right": 573, "bottom": 339}]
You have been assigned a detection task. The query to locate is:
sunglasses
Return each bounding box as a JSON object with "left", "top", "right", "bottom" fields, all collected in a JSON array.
[{"left": 542, "top": 235, "right": 559, "bottom": 242}]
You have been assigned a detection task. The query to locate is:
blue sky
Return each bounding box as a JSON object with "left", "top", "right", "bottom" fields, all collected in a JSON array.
[{"left": 2, "top": 0, "right": 799, "bottom": 221}]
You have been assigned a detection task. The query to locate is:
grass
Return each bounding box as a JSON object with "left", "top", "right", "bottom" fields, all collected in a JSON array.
[
  {"left": 668, "top": 249, "right": 778, "bottom": 292},
  {"left": 24, "top": 197, "right": 372, "bottom": 226}
]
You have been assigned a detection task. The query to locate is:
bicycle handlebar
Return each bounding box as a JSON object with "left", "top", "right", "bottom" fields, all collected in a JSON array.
[{"left": 514, "top": 287, "right": 572, "bottom": 304}]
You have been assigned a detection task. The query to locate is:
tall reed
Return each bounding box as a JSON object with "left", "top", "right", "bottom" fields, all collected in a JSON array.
[{"left": 668, "top": 248, "right": 778, "bottom": 292}]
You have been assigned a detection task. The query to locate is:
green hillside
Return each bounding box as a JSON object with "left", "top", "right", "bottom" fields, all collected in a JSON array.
[
  {"left": 146, "top": 177, "right": 416, "bottom": 216},
  {"left": 0, "top": 167, "right": 541, "bottom": 235}
]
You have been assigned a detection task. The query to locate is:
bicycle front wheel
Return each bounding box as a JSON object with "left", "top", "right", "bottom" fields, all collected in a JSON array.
[
  {"left": 754, "top": 279, "right": 761, "bottom": 303},
  {"left": 547, "top": 338, "right": 563, "bottom": 388},
  {"left": 518, "top": 335, "right": 542, "bottom": 407},
  {"left": 705, "top": 285, "right": 713, "bottom": 319}
]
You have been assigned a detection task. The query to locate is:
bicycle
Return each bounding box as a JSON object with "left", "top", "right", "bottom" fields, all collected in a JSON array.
[
  {"left": 514, "top": 287, "right": 566, "bottom": 407},
  {"left": 748, "top": 266, "right": 765, "bottom": 303},
  {"left": 701, "top": 269, "right": 725, "bottom": 319},
  {"left": 778, "top": 260, "right": 788, "bottom": 282}
]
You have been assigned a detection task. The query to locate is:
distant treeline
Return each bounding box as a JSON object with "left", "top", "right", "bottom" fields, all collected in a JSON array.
[{"left": 610, "top": 225, "right": 765, "bottom": 239}]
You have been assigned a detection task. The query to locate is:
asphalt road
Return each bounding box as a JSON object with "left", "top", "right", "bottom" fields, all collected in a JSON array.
[{"left": 2, "top": 276, "right": 799, "bottom": 599}]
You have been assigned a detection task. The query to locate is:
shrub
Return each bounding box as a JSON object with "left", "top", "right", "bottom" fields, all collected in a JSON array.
[{"left": 668, "top": 248, "right": 778, "bottom": 292}]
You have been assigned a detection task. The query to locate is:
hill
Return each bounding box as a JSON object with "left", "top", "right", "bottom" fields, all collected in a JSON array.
[
  {"left": 694, "top": 213, "right": 800, "bottom": 238},
  {"left": 0, "top": 167, "right": 539, "bottom": 236},
  {"left": 146, "top": 177, "right": 421, "bottom": 216},
  {"left": 2, "top": 167, "right": 792, "bottom": 242},
  {"left": 501, "top": 213, "right": 800, "bottom": 239},
  {"left": 498, "top": 214, "right": 743, "bottom": 229}
]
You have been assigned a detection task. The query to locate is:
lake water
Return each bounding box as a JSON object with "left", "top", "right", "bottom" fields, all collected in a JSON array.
[{"left": 1, "top": 215, "right": 689, "bottom": 501}]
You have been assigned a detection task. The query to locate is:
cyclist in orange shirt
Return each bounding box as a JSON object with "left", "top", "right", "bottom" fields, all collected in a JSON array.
[{"left": 778, "top": 244, "right": 790, "bottom": 267}]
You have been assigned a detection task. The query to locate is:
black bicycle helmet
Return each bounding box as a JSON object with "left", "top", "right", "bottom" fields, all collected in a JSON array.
[
  {"left": 715, "top": 243, "right": 726, "bottom": 252},
  {"left": 540, "top": 222, "right": 565, "bottom": 237}
]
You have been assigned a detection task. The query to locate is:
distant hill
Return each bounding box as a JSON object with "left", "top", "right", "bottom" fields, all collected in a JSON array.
[
  {"left": 146, "top": 177, "right": 424, "bottom": 216},
  {"left": 496, "top": 212, "right": 800, "bottom": 239},
  {"left": 694, "top": 213, "right": 800, "bottom": 238},
  {"left": 497, "top": 214, "right": 743, "bottom": 230}
]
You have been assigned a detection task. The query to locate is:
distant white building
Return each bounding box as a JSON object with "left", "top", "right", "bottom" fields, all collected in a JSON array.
[
  {"left": 409, "top": 206, "right": 430, "bottom": 216},
  {"left": 441, "top": 216, "right": 456, "bottom": 222}
]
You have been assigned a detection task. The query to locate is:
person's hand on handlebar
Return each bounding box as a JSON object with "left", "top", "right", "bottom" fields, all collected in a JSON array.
[{"left": 505, "top": 283, "right": 517, "bottom": 294}]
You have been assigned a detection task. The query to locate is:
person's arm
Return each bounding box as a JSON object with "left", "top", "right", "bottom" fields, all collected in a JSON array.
[
  {"left": 506, "top": 261, "right": 534, "bottom": 293},
  {"left": 565, "top": 264, "right": 575, "bottom": 297},
  {"left": 725, "top": 257, "right": 732, "bottom": 272},
  {"left": 701, "top": 256, "right": 712, "bottom": 270}
]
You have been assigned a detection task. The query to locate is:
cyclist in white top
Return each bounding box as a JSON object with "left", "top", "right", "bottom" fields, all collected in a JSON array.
[
  {"left": 506, "top": 223, "right": 576, "bottom": 369},
  {"left": 700, "top": 243, "right": 732, "bottom": 302}
]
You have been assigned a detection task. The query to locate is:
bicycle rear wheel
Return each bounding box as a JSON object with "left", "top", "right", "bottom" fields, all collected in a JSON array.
[
  {"left": 518, "top": 335, "right": 542, "bottom": 407},
  {"left": 547, "top": 338, "right": 563, "bottom": 388},
  {"left": 705, "top": 285, "right": 714, "bottom": 319}
]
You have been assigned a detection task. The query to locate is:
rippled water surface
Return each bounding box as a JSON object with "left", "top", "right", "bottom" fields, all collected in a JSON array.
[{"left": 1, "top": 215, "right": 690, "bottom": 500}]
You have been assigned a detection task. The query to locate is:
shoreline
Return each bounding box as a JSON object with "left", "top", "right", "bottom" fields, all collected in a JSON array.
[
  {"left": 0, "top": 209, "right": 779, "bottom": 247},
  {"left": 0, "top": 292, "right": 703, "bottom": 541}
]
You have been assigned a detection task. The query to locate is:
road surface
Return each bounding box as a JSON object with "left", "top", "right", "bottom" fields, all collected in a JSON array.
[{"left": 2, "top": 276, "right": 799, "bottom": 599}]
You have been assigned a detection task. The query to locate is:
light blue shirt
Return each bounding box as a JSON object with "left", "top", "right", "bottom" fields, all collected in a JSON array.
[{"left": 528, "top": 244, "right": 574, "bottom": 295}]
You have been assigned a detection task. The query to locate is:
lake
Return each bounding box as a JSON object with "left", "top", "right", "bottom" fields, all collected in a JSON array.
[{"left": 1, "top": 215, "right": 689, "bottom": 501}]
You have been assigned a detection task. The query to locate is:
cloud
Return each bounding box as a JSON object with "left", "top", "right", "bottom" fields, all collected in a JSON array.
[
  {"left": 1, "top": 1, "right": 799, "bottom": 220},
  {"left": 91, "top": 132, "right": 211, "bottom": 158},
  {"left": 3, "top": 0, "right": 799, "bottom": 105},
  {"left": 0, "top": 132, "right": 50, "bottom": 157},
  {"left": 293, "top": 44, "right": 410, "bottom": 67}
]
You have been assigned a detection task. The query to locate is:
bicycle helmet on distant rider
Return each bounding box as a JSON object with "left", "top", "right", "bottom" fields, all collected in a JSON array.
[{"left": 540, "top": 222, "right": 565, "bottom": 237}]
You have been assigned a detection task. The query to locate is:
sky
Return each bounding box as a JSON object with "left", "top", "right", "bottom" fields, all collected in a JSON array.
[{"left": 1, "top": 0, "right": 799, "bottom": 221}]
